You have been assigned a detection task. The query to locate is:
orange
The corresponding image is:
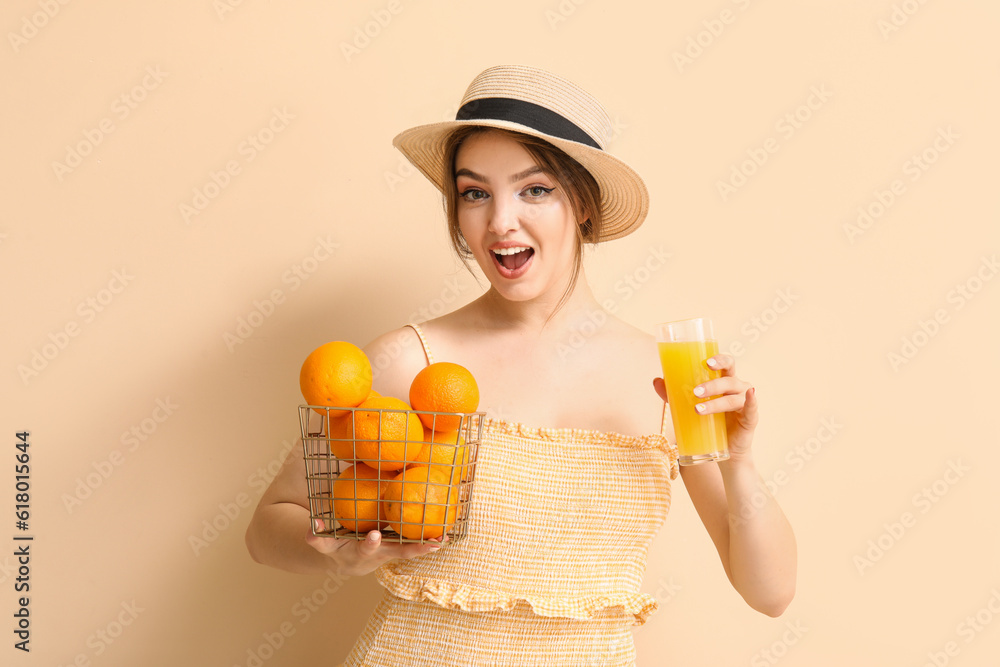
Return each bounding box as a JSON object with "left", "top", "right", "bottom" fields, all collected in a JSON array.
[
  {"left": 351, "top": 396, "right": 423, "bottom": 471},
  {"left": 408, "top": 362, "right": 480, "bottom": 431},
  {"left": 300, "top": 341, "right": 372, "bottom": 418},
  {"left": 331, "top": 463, "right": 388, "bottom": 533},
  {"left": 409, "top": 427, "right": 469, "bottom": 483},
  {"left": 327, "top": 389, "right": 380, "bottom": 459},
  {"left": 383, "top": 465, "right": 459, "bottom": 540}
]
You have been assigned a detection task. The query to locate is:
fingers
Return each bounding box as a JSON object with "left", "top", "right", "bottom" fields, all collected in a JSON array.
[
  {"left": 356, "top": 529, "right": 383, "bottom": 557},
  {"left": 695, "top": 351, "right": 755, "bottom": 418},
  {"left": 357, "top": 530, "right": 429, "bottom": 560},
  {"left": 705, "top": 353, "right": 736, "bottom": 376},
  {"left": 314, "top": 524, "right": 447, "bottom": 559},
  {"left": 381, "top": 532, "right": 448, "bottom": 554},
  {"left": 695, "top": 391, "right": 747, "bottom": 415},
  {"left": 393, "top": 539, "right": 445, "bottom": 559},
  {"left": 305, "top": 520, "right": 348, "bottom": 555},
  {"left": 694, "top": 375, "right": 750, "bottom": 400},
  {"left": 695, "top": 386, "right": 757, "bottom": 422},
  {"left": 742, "top": 386, "right": 759, "bottom": 427}
]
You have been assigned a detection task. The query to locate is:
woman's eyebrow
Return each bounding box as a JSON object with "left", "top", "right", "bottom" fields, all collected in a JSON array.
[
  {"left": 453, "top": 167, "right": 485, "bottom": 182},
  {"left": 454, "top": 166, "right": 550, "bottom": 183}
]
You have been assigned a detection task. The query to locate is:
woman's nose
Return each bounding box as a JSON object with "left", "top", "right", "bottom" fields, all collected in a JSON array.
[{"left": 487, "top": 194, "right": 520, "bottom": 236}]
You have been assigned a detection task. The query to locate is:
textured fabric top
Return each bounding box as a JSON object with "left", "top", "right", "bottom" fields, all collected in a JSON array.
[
  {"left": 375, "top": 324, "right": 679, "bottom": 626},
  {"left": 376, "top": 418, "right": 678, "bottom": 626}
]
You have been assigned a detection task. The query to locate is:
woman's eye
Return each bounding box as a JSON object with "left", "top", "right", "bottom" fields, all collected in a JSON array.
[
  {"left": 525, "top": 186, "right": 554, "bottom": 198},
  {"left": 459, "top": 188, "right": 487, "bottom": 201}
]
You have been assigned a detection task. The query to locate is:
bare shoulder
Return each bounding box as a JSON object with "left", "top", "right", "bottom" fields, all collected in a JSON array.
[
  {"left": 602, "top": 315, "right": 659, "bottom": 362},
  {"left": 570, "top": 313, "right": 665, "bottom": 435},
  {"left": 361, "top": 326, "right": 428, "bottom": 401}
]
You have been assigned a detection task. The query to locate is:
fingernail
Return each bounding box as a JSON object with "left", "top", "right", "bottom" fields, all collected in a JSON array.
[
  {"left": 695, "top": 403, "right": 706, "bottom": 413},
  {"left": 693, "top": 386, "right": 705, "bottom": 397},
  {"left": 706, "top": 358, "right": 717, "bottom": 368}
]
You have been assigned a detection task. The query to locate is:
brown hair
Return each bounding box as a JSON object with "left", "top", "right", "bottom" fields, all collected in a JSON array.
[{"left": 441, "top": 126, "right": 603, "bottom": 318}]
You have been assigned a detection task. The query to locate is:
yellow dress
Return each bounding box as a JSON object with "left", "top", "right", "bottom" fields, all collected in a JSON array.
[{"left": 342, "top": 324, "right": 679, "bottom": 666}]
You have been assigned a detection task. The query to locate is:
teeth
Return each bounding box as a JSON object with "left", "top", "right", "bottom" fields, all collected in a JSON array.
[{"left": 492, "top": 247, "right": 531, "bottom": 256}]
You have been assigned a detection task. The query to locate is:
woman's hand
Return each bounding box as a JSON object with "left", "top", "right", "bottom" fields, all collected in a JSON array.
[
  {"left": 653, "top": 352, "right": 759, "bottom": 462},
  {"left": 304, "top": 520, "right": 447, "bottom": 577}
]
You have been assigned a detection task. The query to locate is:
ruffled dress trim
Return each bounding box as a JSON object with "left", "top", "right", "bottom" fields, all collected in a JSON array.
[
  {"left": 376, "top": 564, "right": 660, "bottom": 626},
  {"left": 369, "top": 407, "right": 677, "bottom": 630},
  {"left": 480, "top": 417, "right": 679, "bottom": 480}
]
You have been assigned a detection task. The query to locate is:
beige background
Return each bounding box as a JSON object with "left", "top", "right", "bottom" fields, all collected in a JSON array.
[{"left": 3, "top": 1, "right": 998, "bottom": 665}]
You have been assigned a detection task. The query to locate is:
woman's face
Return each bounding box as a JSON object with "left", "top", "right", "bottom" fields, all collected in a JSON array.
[{"left": 454, "top": 131, "right": 580, "bottom": 304}]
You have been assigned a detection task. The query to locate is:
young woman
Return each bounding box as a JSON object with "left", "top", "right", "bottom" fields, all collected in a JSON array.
[{"left": 246, "top": 65, "right": 796, "bottom": 666}]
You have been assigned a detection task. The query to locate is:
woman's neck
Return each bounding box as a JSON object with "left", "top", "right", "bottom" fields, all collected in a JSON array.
[{"left": 473, "top": 270, "right": 604, "bottom": 337}]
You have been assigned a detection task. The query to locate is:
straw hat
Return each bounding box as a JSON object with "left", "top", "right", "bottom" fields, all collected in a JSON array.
[{"left": 392, "top": 64, "right": 649, "bottom": 243}]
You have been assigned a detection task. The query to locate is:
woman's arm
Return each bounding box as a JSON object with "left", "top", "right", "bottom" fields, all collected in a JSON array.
[
  {"left": 679, "top": 455, "right": 797, "bottom": 616},
  {"left": 655, "top": 355, "right": 797, "bottom": 616},
  {"left": 244, "top": 449, "right": 441, "bottom": 575},
  {"left": 244, "top": 450, "right": 345, "bottom": 574}
]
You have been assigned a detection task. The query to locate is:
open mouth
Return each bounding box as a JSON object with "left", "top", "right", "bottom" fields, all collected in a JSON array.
[{"left": 491, "top": 247, "right": 534, "bottom": 278}]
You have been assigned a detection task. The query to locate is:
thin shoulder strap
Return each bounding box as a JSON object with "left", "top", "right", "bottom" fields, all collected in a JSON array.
[
  {"left": 405, "top": 323, "right": 435, "bottom": 366},
  {"left": 660, "top": 401, "right": 680, "bottom": 479}
]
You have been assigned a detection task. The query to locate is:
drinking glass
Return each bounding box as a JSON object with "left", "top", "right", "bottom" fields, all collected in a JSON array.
[{"left": 656, "top": 318, "right": 730, "bottom": 465}]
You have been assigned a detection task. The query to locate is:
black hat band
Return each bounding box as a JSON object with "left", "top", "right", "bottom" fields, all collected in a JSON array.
[{"left": 456, "top": 97, "right": 602, "bottom": 150}]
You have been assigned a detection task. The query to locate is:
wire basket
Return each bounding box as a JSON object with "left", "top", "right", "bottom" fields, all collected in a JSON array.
[{"left": 299, "top": 404, "right": 483, "bottom": 544}]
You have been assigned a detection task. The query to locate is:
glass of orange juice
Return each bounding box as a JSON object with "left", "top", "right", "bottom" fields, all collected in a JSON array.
[{"left": 656, "top": 318, "right": 729, "bottom": 466}]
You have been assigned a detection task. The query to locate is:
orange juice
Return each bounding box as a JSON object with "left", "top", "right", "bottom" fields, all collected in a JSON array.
[{"left": 658, "top": 340, "right": 729, "bottom": 464}]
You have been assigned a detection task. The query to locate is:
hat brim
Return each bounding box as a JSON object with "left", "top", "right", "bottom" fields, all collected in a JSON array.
[{"left": 392, "top": 119, "right": 649, "bottom": 243}]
